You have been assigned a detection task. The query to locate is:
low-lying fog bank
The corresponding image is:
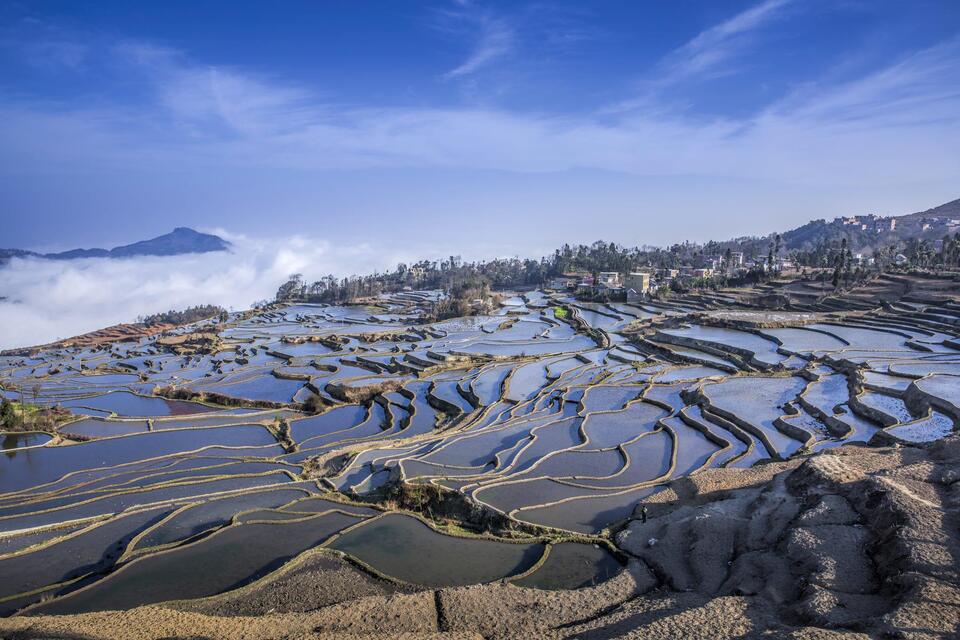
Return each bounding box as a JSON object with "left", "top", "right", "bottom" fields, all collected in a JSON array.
[{"left": 0, "top": 234, "right": 413, "bottom": 350}]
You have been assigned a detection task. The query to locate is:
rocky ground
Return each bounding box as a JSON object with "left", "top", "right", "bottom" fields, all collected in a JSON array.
[{"left": 2, "top": 436, "right": 957, "bottom": 639}]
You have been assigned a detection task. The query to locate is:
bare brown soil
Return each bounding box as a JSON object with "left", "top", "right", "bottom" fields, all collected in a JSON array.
[
  {"left": 1, "top": 323, "right": 176, "bottom": 357},
  {"left": 154, "top": 331, "right": 220, "bottom": 355}
]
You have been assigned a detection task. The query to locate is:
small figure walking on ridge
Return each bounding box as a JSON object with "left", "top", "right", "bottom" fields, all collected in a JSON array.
[{"left": 640, "top": 504, "right": 648, "bottom": 524}]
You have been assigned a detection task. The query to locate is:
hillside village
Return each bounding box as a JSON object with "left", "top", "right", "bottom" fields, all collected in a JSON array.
[{"left": 275, "top": 198, "right": 960, "bottom": 310}]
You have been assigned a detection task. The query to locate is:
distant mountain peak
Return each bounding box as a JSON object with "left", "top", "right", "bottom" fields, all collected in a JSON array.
[
  {"left": 0, "top": 227, "right": 231, "bottom": 265},
  {"left": 107, "top": 227, "right": 231, "bottom": 258}
]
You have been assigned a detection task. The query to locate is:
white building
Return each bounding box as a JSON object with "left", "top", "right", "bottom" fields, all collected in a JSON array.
[
  {"left": 547, "top": 276, "right": 577, "bottom": 290},
  {"left": 597, "top": 271, "right": 621, "bottom": 288}
]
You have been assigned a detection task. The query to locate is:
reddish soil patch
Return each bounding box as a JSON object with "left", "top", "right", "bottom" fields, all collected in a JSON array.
[{"left": 1, "top": 323, "right": 176, "bottom": 356}]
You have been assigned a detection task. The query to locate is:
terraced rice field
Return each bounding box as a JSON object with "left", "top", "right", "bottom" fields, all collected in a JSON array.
[{"left": 0, "top": 283, "right": 958, "bottom": 616}]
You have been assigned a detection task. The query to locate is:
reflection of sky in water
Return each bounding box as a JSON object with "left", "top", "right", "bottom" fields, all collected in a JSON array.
[{"left": 0, "top": 287, "right": 958, "bottom": 604}]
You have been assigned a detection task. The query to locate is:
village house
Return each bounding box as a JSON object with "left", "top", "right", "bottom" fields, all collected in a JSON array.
[
  {"left": 547, "top": 274, "right": 583, "bottom": 290},
  {"left": 623, "top": 272, "right": 651, "bottom": 294},
  {"left": 657, "top": 268, "right": 679, "bottom": 279},
  {"left": 596, "top": 271, "right": 621, "bottom": 288},
  {"left": 595, "top": 282, "right": 624, "bottom": 297},
  {"left": 703, "top": 256, "right": 723, "bottom": 271}
]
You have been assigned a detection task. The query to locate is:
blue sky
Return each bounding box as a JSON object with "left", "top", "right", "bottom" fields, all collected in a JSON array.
[{"left": 1, "top": 0, "right": 959, "bottom": 256}]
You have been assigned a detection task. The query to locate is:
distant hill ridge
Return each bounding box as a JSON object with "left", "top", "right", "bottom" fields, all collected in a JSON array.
[
  {"left": 1, "top": 199, "right": 957, "bottom": 267},
  {"left": 902, "top": 197, "right": 960, "bottom": 220},
  {"left": 779, "top": 198, "right": 960, "bottom": 253},
  {"left": 0, "top": 227, "right": 230, "bottom": 264}
]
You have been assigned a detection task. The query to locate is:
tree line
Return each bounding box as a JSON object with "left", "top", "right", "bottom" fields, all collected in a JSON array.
[
  {"left": 275, "top": 232, "right": 960, "bottom": 305},
  {"left": 137, "top": 305, "right": 228, "bottom": 327}
]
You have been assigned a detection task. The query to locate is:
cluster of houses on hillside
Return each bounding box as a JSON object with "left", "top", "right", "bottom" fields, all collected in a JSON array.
[
  {"left": 546, "top": 251, "right": 797, "bottom": 300},
  {"left": 549, "top": 269, "right": 703, "bottom": 301},
  {"left": 837, "top": 214, "right": 899, "bottom": 233},
  {"left": 546, "top": 270, "right": 667, "bottom": 301},
  {"left": 837, "top": 213, "right": 960, "bottom": 237}
]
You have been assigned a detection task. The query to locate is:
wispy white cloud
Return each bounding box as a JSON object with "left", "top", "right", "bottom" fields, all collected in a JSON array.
[
  {"left": 443, "top": 18, "right": 513, "bottom": 79},
  {"left": 764, "top": 36, "right": 960, "bottom": 127},
  {"left": 113, "top": 41, "right": 320, "bottom": 136},
  {"left": 606, "top": 0, "right": 794, "bottom": 113},
  {"left": 434, "top": 2, "right": 515, "bottom": 80},
  {"left": 3, "top": 31, "right": 957, "bottom": 186},
  {"left": 664, "top": 0, "right": 793, "bottom": 80}
]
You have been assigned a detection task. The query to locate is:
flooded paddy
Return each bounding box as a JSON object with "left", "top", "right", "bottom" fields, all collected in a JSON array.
[
  {"left": 514, "top": 485, "right": 661, "bottom": 533},
  {"left": 807, "top": 323, "right": 911, "bottom": 351},
  {"left": 886, "top": 411, "right": 955, "bottom": 443},
  {"left": 512, "top": 542, "right": 623, "bottom": 589},
  {"left": 0, "top": 506, "right": 173, "bottom": 614},
  {"left": 0, "top": 285, "right": 956, "bottom": 614},
  {"left": 760, "top": 327, "right": 848, "bottom": 353},
  {"left": 59, "top": 391, "right": 216, "bottom": 417},
  {"left": 858, "top": 391, "right": 916, "bottom": 424},
  {"left": 288, "top": 405, "right": 367, "bottom": 442},
  {"left": 31, "top": 511, "right": 363, "bottom": 614},
  {"left": 0, "top": 521, "right": 87, "bottom": 557},
  {"left": 701, "top": 376, "right": 809, "bottom": 458},
  {"left": 201, "top": 374, "right": 305, "bottom": 404},
  {"left": 59, "top": 418, "right": 151, "bottom": 438},
  {"left": 0, "top": 472, "right": 294, "bottom": 533},
  {"left": 2, "top": 431, "right": 53, "bottom": 451},
  {"left": 666, "top": 417, "right": 722, "bottom": 475},
  {"left": 580, "top": 402, "right": 666, "bottom": 449},
  {"left": 126, "top": 487, "right": 314, "bottom": 552},
  {"left": 329, "top": 513, "right": 544, "bottom": 587},
  {"left": 0, "top": 425, "right": 279, "bottom": 495},
  {"left": 660, "top": 325, "right": 787, "bottom": 366}
]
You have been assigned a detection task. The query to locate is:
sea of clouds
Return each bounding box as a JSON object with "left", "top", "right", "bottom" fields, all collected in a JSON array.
[{"left": 0, "top": 233, "right": 417, "bottom": 351}]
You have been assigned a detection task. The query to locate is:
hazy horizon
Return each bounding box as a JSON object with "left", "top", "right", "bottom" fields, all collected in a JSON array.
[
  {"left": 5, "top": 188, "right": 958, "bottom": 257},
  {"left": 2, "top": 0, "right": 959, "bottom": 254}
]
